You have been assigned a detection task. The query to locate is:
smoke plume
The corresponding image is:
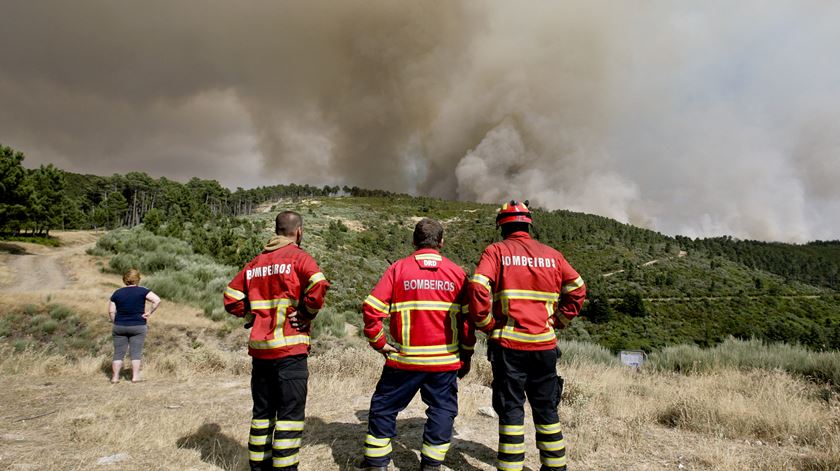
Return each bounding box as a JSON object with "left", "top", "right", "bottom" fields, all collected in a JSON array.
[{"left": 2, "top": 0, "right": 839, "bottom": 241}]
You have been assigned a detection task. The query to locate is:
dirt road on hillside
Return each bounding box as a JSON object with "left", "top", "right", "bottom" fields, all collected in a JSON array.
[
  {"left": 0, "top": 231, "right": 217, "bottom": 331},
  {"left": 0, "top": 232, "right": 99, "bottom": 294},
  {"left": 0, "top": 249, "right": 67, "bottom": 293}
]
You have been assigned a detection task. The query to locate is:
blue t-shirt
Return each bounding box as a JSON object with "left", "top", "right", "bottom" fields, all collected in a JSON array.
[{"left": 110, "top": 286, "right": 151, "bottom": 326}]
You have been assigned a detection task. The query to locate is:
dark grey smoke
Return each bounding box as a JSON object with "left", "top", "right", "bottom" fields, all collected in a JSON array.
[{"left": 2, "top": 0, "right": 839, "bottom": 241}]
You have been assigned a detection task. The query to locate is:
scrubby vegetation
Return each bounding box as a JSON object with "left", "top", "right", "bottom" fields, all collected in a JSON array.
[
  {"left": 0, "top": 302, "right": 107, "bottom": 357},
  {"left": 647, "top": 337, "right": 840, "bottom": 386},
  {"left": 83, "top": 190, "right": 840, "bottom": 356}
]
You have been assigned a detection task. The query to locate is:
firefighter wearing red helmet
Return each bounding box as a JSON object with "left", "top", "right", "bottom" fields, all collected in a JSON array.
[{"left": 466, "top": 200, "right": 586, "bottom": 471}]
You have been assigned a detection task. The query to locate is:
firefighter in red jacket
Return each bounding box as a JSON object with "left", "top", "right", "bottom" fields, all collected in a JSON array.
[
  {"left": 357, "top": 218, "right": 475, "bottom": 471},
  {"left": 466, "top": 201, "right": 586, "bottom": 471},
  {"left": 224, "top": 211, "right": 329, "bottom": 471}
]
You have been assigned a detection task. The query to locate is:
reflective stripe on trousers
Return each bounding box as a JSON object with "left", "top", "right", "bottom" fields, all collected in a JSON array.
[
  {"left": 489, "top": 343, "right": 566, "bottom": 471},
  {"left": 250, "top": 355, "right": 308, "bottom": 470},
  {"left": 364, "top": 367, "right": 458, "bottom": 467}
]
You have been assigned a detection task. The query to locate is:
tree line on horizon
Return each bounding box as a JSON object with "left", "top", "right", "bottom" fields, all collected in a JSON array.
[{"left": 0, "top": 143, "right": 398, "bottom": 236}]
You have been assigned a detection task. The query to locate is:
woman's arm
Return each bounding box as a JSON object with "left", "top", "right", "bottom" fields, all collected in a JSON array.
[
  {"left": 143, "top": 291, "right": 161, "bottom": 319},
  {"left": 108, "top": 301, "right": 117, "bottom": 323}
]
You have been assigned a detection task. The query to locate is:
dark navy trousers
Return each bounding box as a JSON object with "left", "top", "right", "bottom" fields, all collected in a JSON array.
[{"left": 364, "top": 366, "right": 458, "bottom": 467}]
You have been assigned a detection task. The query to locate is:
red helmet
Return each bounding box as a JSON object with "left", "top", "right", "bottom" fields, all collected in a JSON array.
[{"left": 496, "top": 200, "right": 532, "bottom": 226}]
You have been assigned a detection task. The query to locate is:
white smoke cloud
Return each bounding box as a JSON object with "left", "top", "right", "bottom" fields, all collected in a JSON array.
[{"left": 1, "top": 0, "right": 839, "bottom": 241}]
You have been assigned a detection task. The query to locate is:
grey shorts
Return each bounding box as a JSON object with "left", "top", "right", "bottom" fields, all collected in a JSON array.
[{"left": 112, "top": 324, "right": 148, "bottom": 361}]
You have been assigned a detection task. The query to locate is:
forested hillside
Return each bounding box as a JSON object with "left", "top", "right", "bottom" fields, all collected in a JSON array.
[
  {"left": 4, "top": 143, "right": 840, "bottom": 352},
  {"left": 2, "top": 143, "right": 393, "bottom": 235}
]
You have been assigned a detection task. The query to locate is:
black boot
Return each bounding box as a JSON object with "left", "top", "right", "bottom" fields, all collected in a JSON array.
[
  {"left": 420, "top": 463, "right": 441, "bottom": 471},
  {"left": 354, "top": 459, "right": 388, "bottom": 471}
]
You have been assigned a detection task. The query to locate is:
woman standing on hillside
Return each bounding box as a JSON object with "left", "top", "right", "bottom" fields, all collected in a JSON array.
[{"left": 108, "top": 268, "right": 161, "bottom": 384}]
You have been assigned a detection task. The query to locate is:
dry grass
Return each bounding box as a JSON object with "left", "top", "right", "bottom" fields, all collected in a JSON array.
[{"left": 1, "top": 343, "right": 838, "bottom": 471}]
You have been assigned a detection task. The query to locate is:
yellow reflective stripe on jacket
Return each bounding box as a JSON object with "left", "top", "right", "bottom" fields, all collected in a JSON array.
[
  {"left": 400, "top": 310, "right": 410, "bottom": 347},
  {"left": 561, "top": 276, "right": 585, "bottom": 294},
  {"left": 274, "top": 420, "right": 304, "bottom": 431},
  {"left": 390, "top": 300, "right": 460, "bottom": 312},
  {"left": 475, "top": 314, "right": 494, "bottom": 329},
  {"left": 364, "top": 295, "right": 389, "bottom": 314},
  {"left": 398, "top": 343, "right": 459, "bottom": 355},
  {"left": 250, "top": 298, "right": 294, "bottom": 310},
  {"left": 494, "top": 289, "right": 559, "bottom": 302},
  {"left": 248, "top": 299, "right": 311, "bottom": 350},
  {"left": 367, "top": 329, "right": 384, "bottom": 344},
  {"left": 421, "top": 441, "right": 451, "bottom": 461},
  {"left": 250, "top": 335, "right": 310, "bottom": 350},
  {"left": 386, "top": 352, "right": 460, "bottom": 366},
  {"left": 470, "top": 273, "right": 491, "bottom": 291},
  {"left": 491, "top": 327, "right": 556, "bottom": 344},
  {"left": 305, "top": 272, "right": 326, "bottom": 293},
  {"left": 535, "top": 422, "right": 563, "bottom": 434},
  {"left": 499, "top": 424, "right": 525, "bottom": 435},
  {"left": 224, "top": 286, "right": 245, "bottom": 301},
  {"left": 415, "top": 253, "right": 442, "bottom": 261}
]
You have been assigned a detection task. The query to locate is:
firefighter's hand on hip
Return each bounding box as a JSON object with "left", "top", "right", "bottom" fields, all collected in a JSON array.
[
  {"left": 287, "top": 310, "right": 310, "bottom": 332},
  {"left": 378, "top": 343, "right": 398, "bottom": 357}
]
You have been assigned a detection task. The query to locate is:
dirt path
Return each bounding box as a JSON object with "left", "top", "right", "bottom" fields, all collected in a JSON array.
[
  {"left": 601, "top": 251, "right": 687, "bottom": 278},
  {"left": 0, "top": 231, "right": 100, "bottom": 294},
  {"left": 0, "top": 249, "right": 68, "bottom": 293},
  {"left": 0, "top": 231, "right": 215, "bottom": 330}
]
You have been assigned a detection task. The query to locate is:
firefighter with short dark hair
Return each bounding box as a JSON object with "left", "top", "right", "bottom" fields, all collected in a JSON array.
[
  {"left": 224, "top": 210, "right": 329, "bottom": 471},
  {"left": 357, "top": 218, "right": 475, "bottom": 471},
  {"left": 466, "top": 201, "right": 586, "bottom": 471}
]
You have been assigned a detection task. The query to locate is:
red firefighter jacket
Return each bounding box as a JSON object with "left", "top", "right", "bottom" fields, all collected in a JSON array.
[
  {"left": 224, "top": 239, "right": 329, "bottom": 359},
  {"left": 363, "top": 248, "right": 475, "bottom": 372},
  {"left": 467, "top": 231, "right": 586, "bottom": 351}
]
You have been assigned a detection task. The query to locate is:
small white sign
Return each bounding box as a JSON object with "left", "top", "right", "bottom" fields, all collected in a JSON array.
[{"left": 619, "top": 350, "right": 646, "bottom": 368}]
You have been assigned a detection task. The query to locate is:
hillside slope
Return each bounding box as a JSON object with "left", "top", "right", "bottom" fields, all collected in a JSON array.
[{"left": 234, "top": 196, "right": 840, "bottom": 352}]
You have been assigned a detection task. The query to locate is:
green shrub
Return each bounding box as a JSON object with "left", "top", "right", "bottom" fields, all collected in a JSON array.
[
  {"left": 109, "top": 253, "right": 142, "bottom": 274},
  {"left": 647, "top": 337, "right": 840, "bottom": 387},
  {"left": 0, "top": 303, "right": 99, "bottom": 358},
  {"left": 49, "top": 304, "right": 74, "bottom": 321},
  {"left": 558, "top": 340, "right": 619, "bottom": 366},
  {"left": 311, "top": 308, "right": 347, "bottom": 339}
]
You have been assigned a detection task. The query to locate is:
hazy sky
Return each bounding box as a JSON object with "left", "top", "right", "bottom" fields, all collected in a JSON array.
[{"left": 2, "top": 1, "right": 839, "bottom": 242}]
